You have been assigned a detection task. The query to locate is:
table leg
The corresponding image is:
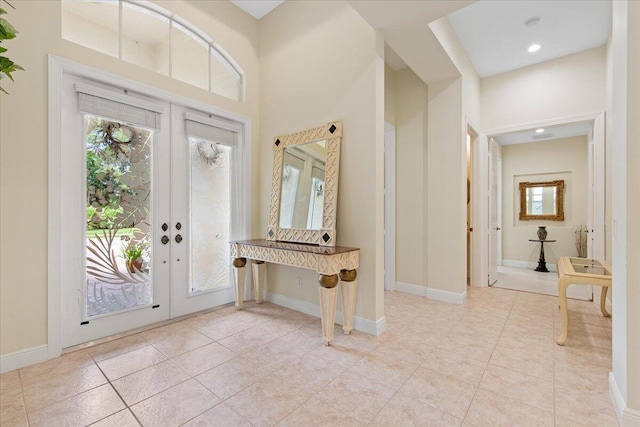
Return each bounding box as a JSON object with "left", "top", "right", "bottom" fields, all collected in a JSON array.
[
  {"left": 252, "top": 261, "right": 265, "bottom": 304},
  {"left": 318, "top": 274, "right": 339, "bottom": 346},
  {"left": 535, "top": 241, "right": 549, "bottom": 272},
  {"left": 556, "top": 276, "right": 571, "bottom": 345},
  {"left": 600, "top": 286, "right": 611, "bottom": 317},
  {"left": 339, "top": 269, "right": 357, "bottom": 335},
  {"left": 232, "top": 258, "right": 246, "bottom": 310}
]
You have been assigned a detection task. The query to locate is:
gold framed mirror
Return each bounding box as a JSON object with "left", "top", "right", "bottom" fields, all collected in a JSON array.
[
  {"left": 267, "top": 121, "right": 342, "bottom": 246},
  {"left": 519, "top": 180, "right": 565, "bottom": 221}
]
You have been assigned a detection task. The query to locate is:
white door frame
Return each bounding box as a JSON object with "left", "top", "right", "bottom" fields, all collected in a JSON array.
[
  {"left": 48, "top": 55, "right": 251, "bottom": 358},
  {"left": 481, "top": 112, "right": 606, "bottom": 289},
  {"left": 468, "top": 120, "right": 489, "bottom": 288},
  {"left": 384, "top": 122, "right": 396, "bottom": 291}
]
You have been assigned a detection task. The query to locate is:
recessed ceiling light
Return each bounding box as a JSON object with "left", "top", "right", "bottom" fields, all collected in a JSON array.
[
  {"left": 535, "top": 128, "right": 545, "bottom": 133},
  {"left": 528, "top": 44, "right": 541, "bottom": 53}
]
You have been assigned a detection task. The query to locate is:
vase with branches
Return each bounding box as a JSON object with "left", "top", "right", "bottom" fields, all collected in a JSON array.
[{"left": 575, "top": 225, "right": 588, "bottom": 258}]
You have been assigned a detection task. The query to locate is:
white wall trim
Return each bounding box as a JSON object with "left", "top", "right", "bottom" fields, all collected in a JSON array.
[
  {"left": 384, "top": 122, "right": 397, "bottom": 292},
  {"left": 395, "top": 282, "right": 467, "bottom": 304},
  {"left": 610, "top": 372, "right": 640, "bottom": 427},
  {"left": 264, "top": 292, "right": 386, "bottom": 336},
  {"left": 503, "top": 259, "right": 558, "bottom": 273},
  {"left": 0, "top": 345, "right": 49, "bottom": 374},
  {"left": 427, "top": 287, "right": 467, "bottom": 304},
  {"left": 483, "top": 112, "right": 606, "bottom": 138}
]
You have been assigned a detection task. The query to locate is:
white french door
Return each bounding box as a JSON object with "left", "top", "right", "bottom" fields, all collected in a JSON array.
[
  {"left": 59, "top": 74, "right": 243, "bottom": 348},
  {"left": 169, "top": 105, "right": 238, "bottom": 317}
]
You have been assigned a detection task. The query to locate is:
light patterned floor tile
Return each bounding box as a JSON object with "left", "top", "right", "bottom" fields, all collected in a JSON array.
[
  {"left": 130, "top": 379, "right": 219, "bottom": 427},
  {"left": 478, "top": 363, "right": 554, "bottom": 411},
  {"left": 19, "top": 350, "right": 94, "bottom": 387},
  {"left": 348, "top": 350, "right": 419, "bottom": 390},
  {"left": 465, "top": 388, "right": 554, "bottom": 427},
  {"left": 27, "top": 384, "right": 125, "bottom": 427},
  {"left": 317, "top": 371, "right": 395, "bottom": 424},
  {"left": 399, "top": 366, "right": 476, "bottom": 419},
  {"left": 0, "top": 371, "right": 25, "bottom": 423},
  {"left": 370, "top": 393, "right": 462, "bottom": 427},
  {"left": 111, "top": 360, "right": 190, "bottom": 405},
  {"left": 555, "top": 385, "right": 619, "bottom": 426},
  {"left": 225, "top": 374, "right": 313, "bottom": 426},
  {"left": 196, "top": 356, "right": 268, "bottom": 400},
  {"left": 89, "top": 409, "right": 140, "bottom": 426},
  {"left": 151, "top": 328, "right": 212, "bottom": 358},
  {"left": 97, "top": 345, "right": 167, "bottom": 381},
  {"left": 22, "top": 364, "right": 107, "bottom": 413},
  {"left": 423, "top": 348, "right": 488, "bottom": 386},
  {"left": 87, "top": 334, "right": 149, "bottom": 363},
  {"left": 277, "top": 396, "right": 362, "bottom": 427},
  {"left": 173, "top": 342, "right": 237, "bottom": 376},
  {"left": 183, "top": 403, "right": 253, "bottom": 427}
]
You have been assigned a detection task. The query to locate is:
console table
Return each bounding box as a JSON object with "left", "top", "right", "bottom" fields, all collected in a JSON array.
[
  {"left": 556, "top": 256, "right": 612, "bottom": 346},
  {"left": 529, "top": 239, "right": 556, "bottom": 272},
  {"left": 230, "top": 239, "right": 360, "bottom": 345}
]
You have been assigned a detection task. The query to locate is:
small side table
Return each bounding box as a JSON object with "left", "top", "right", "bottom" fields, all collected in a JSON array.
[{"left": 529, "top": 239, "right": 556, "bottom": 272}]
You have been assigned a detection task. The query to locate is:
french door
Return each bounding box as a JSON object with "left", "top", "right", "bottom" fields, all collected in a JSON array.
[{"left": 60, "top": 75, "right": 241, "bottom": 348}]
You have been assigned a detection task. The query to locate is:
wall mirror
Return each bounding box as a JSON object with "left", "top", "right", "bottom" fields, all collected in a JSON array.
[
  {"left": 519, "top": 180, "right": 565, "bottom": 221},
  {"left": 267, "top": 121, "right": 342, "bottom": 246}
]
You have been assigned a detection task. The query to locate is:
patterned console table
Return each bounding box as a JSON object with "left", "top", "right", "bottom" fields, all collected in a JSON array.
[{"left": 230, "top": 239, "right": 360, "bottom": 345}]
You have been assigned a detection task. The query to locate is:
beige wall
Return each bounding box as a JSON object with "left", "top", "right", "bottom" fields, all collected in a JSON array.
[
  {"left": 384, "top": 64, "right": 396, "bottom": 125},
  {"left": 626, "top": 0, "right": 640, "bottom": 409},
  {"left": 393, "top": 68, "right": 429, "bottom": 287},
  {"left": 501, "top": 136, "right": 588, "bottom": 267},
  {"left": 0, "top": 0, "right": 260, "bottom": 356},
  {"left": 481, "top": 47, "right": 606, "bottom": 131},
  {"left": 258, "top": 1, "right": 385, "bottom": 323},
  {"left": 426, "top": 78, "right": 466, "bottom": 293},
  {"left": 426, "top": 19, "right": 479, "bottom": 295}
]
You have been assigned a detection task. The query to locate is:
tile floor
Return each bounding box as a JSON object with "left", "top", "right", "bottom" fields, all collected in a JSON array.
[{"left": 0, "top": 287, "right": 617, "bottom": 426}]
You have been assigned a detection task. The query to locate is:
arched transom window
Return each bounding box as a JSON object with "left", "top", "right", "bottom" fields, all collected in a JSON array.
[{"left": 62, "top": 0, "right": 244, "bottom": 101}]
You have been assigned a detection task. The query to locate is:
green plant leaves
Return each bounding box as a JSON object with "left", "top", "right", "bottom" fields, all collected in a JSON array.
[{"left": 0, "top": 5, "right": 23, "bottom": 94}]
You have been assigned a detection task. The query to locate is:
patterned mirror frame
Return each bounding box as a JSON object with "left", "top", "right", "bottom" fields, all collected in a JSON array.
[{"left": 267, "top": 121, "right": 342, "bottom": 246}]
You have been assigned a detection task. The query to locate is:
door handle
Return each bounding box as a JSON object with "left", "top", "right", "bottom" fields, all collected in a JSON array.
[
  {"left": 161, "top": 223, "right": 168, "bottom": 232},
  {"left": 161, "top": 235, "right": 169, "bottom": 245},
  {"left": 176, "top": 222, "right": 182, "bottom": 230},
  {"left": 175, "top": 234, "right": 183, "bottom": 243},
  {"left": 496, "top": 227, "right": 501, "bottom": 231}
]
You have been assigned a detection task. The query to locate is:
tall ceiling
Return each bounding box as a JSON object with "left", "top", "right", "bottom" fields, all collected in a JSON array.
[{"left": 448, "top": 1, "right": 612, "bottom": 78}]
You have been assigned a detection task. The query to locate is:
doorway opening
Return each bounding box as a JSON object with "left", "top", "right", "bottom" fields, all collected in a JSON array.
[
  {"left": 49, "top": 57, "right": 251, "bottom": 354},
  {"left": 484, "top": 113, "right": 605, "bottom": 300}
]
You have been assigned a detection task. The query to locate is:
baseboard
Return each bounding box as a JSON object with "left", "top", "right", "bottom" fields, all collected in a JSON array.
[
  {"left": 396, "top": 281, "right": 428, "bottom": 297},
  {"left": 0, "top": 344, "right": 49, "bottom": 374},
  {"left": 503, "top": 259, "right": 557, "bottom": 272},
  {"left": 610, "top": 372, "right": 640, "bottom": 426},
  {"left": 264, "top": 292, "right": 386, "bottom": 336},
  {"left": 396, "top": 282, "right": 467, "bottom": 304}
]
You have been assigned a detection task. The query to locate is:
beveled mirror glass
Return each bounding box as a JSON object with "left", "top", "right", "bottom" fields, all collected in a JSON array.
[
  {"left": 267, "top": 122, "right": 341, "bottom": 246},
  {"left": 519, "top": 180, "right": 565, "bottom": 221}
]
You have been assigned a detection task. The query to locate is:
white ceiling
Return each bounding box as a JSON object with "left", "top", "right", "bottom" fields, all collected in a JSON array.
[
  {"left": 384, "top": 43, "right": 408, "bottom": 71},
  {"left": 230, "top": 0, "right": 285, "bottom": 20},
  {"left": 493, "top": 122, "right": 591, "bottom": 146},
  {"left": 448, "top": 1, "right": 612, "bottom": 78}
]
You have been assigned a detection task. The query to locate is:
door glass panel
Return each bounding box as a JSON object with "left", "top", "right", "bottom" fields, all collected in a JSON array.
[
  {"left": 171, "top": 22, "right": 209, "bottom": 90},
  {"left": 62, "top": 0, "right": 119, "bottom": 58},
  {"left": 189, "top": 139, "right": 231, "bottom": 293},
  {"left": 122, "top": 2, "right": 170, "bottom": 76},
  {"left": 85, "top": 116, "right": 153, "bottom": 317},
  {"left": 210, "top": 47, "right": 241, "bottom": 101}
]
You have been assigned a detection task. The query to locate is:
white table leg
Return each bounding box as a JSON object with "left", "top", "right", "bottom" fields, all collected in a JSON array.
[
  {"left": 318, "top": 274, "right": 339, "bottom": 345},
  {"left": 232, "top": 258, "right": 246, "bottom": 310},
  {"left": 556, "top": 275, "right": 571, "bottom": 345},
  {"left": 252, "top": 261, "right": 265, "bottom": 304},
  {"left": 339, "top": 269, "right": 357, "bottom": 335}
]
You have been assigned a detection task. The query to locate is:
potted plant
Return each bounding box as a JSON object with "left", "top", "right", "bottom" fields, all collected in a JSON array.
[{"left": 122, "top": 239, "right": 145, "bottom": 273}]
